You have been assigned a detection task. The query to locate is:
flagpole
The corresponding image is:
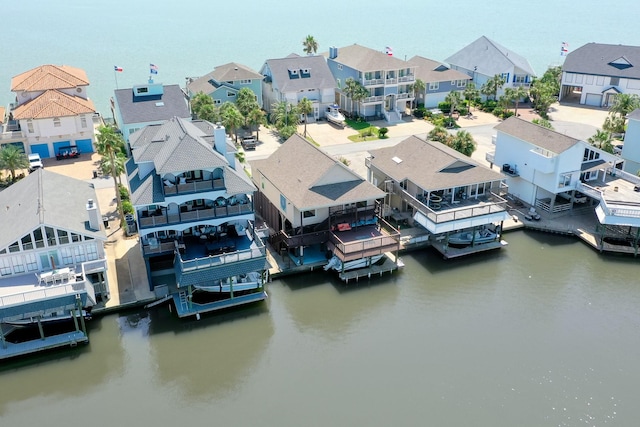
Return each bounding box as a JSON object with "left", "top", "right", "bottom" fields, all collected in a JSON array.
[{"left": 114, "top": 69, "right": 119, "bottom": 89}]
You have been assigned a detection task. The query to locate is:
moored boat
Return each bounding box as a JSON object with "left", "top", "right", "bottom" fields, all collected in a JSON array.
[
  {"left": 448, "top": 229, "right": 497, "bottom": 246},
  {"left": 323, "top": 254, "right": 384, "bottom": 272},
  {"left": 193, "top": 272, "right": 262, "bottom": 293}
]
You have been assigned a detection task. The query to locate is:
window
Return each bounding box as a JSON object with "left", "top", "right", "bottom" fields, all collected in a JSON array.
[
  {"left": 53, "top": 117, "right": 61, "bottom": 127},
  {"left": 303, "top": 210, "right": 316, "bottom": 218},
  {"left": 515, "top": 75, "right": 527, "bottom": 84},
  {"left": 12, "top": 256, "right": 25, "bottom": 274},
  {"left": 25, "top": 253, "right": 38, "bottom": 271},
  {"left": 575, "top": 74, "right": 583, "bottom": 84},
  {"left": 74, "top": 245, "right": 86, "bottom": 263},
  {"left": 428, "top": 82, "right": 439, "bottom": 91},
  {"left": 21, "top": 234, "right": 34, "bottom": 251},
  {"left": 214, "top": 99, "right": 221, "bottom": 105},
  {"left": 337, "top": 64, "right": 342, "bottom": 70},
  {"left": 27, "top": 120, "right": 34, "bottom": 133},
  {"left": 57, "top": 229, "right": 69, "bottom": 245},
  {"left": 610, "top": 77, "right": 620, "bottom": 86},
  {"left": 0, "top": 258, "right": 11, "bottom": 276},
  {"left": 86, "top": 243, "right": 98, "bottom": 261},
  {"left": 71, "top": 233, "right": 81, "bottom": 243},
  {"left": 9, "top": 241, "right": 20, "bottom": 253},
  {"left": 596, "top": 76, "right": 605, "bottom": 85},
  {"left": 33, "top": 227, "right": 45, "bottom": 248},
  {"left": 356, "top": 201, "right": 367, "bottom": 208},
  {"left": 457, "top": 80, "right": 467, "bottom": 87},
  {"left": 451, "top": 80, "right": 456, "bottom": 85},
  {"left": 45, "top": 226, "right": 57, "bottom": 246},
  {"left": 60, "top": 247, "right": 74, "bottom": 265},
  {"left": 227, "top": 91, "right": 236, "bottom": 97},
  {"left": 81, "top": 116, "right": 87, "bottom": 128},
  {"left": 239, "top": 79, "right": 251, "bottom": 84},
  {"left": 136, "top": 87, "right": 149, "bottom": 94},
  {"left": 559, "top": 173, "right": 571, "bottom": 187},
  {"left": 280, "top": 194, "right": 287, "bottom": 211}
]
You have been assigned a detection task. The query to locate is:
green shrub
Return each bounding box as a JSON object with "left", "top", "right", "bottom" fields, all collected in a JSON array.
[
  {"left": 414, "top": 107, "right": 426, "bottom": 118},
  {"left": 438, "top": 101, "right": 451, "bottom": 113},
  {"left": 118, "top": 184, "right": 130, "bottom": 201},
  {"left": 379, "top": 127, "right": 389, "bottom": 138},
  {"left": 122, "top": 201, "right": 134, "bottom": 215}
]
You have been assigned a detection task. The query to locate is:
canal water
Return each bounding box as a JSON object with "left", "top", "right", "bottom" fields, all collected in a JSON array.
[{"left": 1, "top": 231, "right": 638, "bottom": 426}]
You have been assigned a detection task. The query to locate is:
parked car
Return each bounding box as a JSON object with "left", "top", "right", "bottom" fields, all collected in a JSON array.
[
  {"left": 574, "top": 192, "right": 587, "bottom": 203},
  {"left": 56, "top": 145, "right": 80, "bottom": 160},
  {"left": 28, "top": 153, "right": 44, "bottom": 172}
]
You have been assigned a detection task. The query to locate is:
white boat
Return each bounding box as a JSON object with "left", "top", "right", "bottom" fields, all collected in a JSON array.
[
  {"left": 448, "top": 229, "right": 497, "bottom": 246},
  {"left": 323, "top": 254, "right": 384, "bottom": 272},
  {"left": 194, "top": 272, "right": 262, "bottom": 293},
  {"left": 326, "top": 104, "right": 346, "bottom": 127},
  {"left": 3, "top": 310, "right": 92, "bottom": 328}
]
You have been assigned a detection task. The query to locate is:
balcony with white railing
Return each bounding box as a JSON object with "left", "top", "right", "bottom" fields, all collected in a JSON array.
[
  {"left": 363, "top": 78, "right": 384, "bottom": 87},
  {"left": 398, "top": 75, "right": 415, "bottom": 83},
  {"left": 163, "top": 178, "right": 225, "bottom": 197},
  {"left": 138, "top": 202, "right": 253, "bottom": 230},
  {"left": 363, "top": 95, "right": 384, "bottom": 104}
]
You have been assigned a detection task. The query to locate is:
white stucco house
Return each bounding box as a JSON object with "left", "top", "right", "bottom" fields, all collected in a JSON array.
[{"left": 559, "top": 43, "right": 640, "bottom": 107}]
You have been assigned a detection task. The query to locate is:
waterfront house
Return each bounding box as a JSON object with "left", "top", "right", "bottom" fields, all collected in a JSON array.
[
  {"left": 407, "top": 56, "right": 472, "bottom": 109},
  {"left": 622, "top": 108, "right": 640, "bottom": 173},
  {"left": 126, "top": 117, "right": 267, "bottom": 318},
  {"left": 260, "top": 54, "right": 336, "bottom": 122},
  {"left": 445, "top": 36, "right": 536, "bottom": 100},
  {"left": 250, "top": 134, "right": 399, "bottom": 273},
  {"left": 186, "top": 62, "right": 264, "bottom": 109},
  {"left": 326, "top": 44, "right": 416, "bottom": 123},
  {"left": 111, "top": 82, "right": 190, "bottom": 144},
  {"left": 559, "top": 43, "right": 640, "bottom": 107},
  {"left": 4, "top": 65, "right": 98, "bottom": 158},
  {"left": 492, "top": 117, "right": 640, "bottom": 245},
  {"left": 366, "top": 136, "right": 511, "bottom": 255},
  {"left": 0, "top": 169, "right": 109, "bottom": 359}
]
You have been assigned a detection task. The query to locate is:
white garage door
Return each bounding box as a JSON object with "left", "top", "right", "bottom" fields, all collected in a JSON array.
[{"left": 584, "top": 93, "right": 602, "bottom": 107}]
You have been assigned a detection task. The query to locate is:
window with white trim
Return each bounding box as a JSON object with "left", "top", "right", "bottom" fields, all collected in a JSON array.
[
  {"left": 81, "top": 116, "right": 87, "bottom": 128},
  {"left": 27, "top": 120, "right": 34, "bottom": 133},
  {"left": 53, "top": 117, "right": 61, "bottom": 127},
  {"left": 86, "top": 243, "right": 98, "bottom": 261},
  {"left": 60, "top": 247, "right": 74, "bottom": 265},
  {"left": 12, "top": 256, "right": 25, "bottom": 274},
  {"left": 429, "top": 82, "right": 439, "bottom": 91},
  {"left": 74, "top": 245, "right": 86, "bottom": 263}
]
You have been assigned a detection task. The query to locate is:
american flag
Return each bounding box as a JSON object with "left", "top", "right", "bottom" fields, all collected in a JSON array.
[{"left": 385, "top": 46, "right": 393, "bottom": 56}]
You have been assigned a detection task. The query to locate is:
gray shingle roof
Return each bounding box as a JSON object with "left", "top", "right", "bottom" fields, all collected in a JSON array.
[
  {"left": 445, "top": 36, "right": 536, "bottom": 77},
  {"left": 187, "top": 62, "right": 263, "bottom": 95},
  {"left": 407, "top": 55, "right": 471, "bottom": 83},
  {"left": 562, "top": 43, "right": 640, "bottom": 79},
  {"left": 114, "top": 84, "right": 190, "bottom": 125},
  {"left": 263, "top": 54, "right": 336, "bottom": 93},
  {"left": 0, "top": 169, "right": 106, "bottom": 249},
  {"left": 329, "top": 44, "right": 410, "bottom": 71},
  {"left": 495, "top": 116, "right": 579, "bottom": 154},
  {"left": 628, "top": 108, "right": 640, "bottom": 120},
  {"left": 367, "top": 135, "right": 503, "bottom": 191},
  {"left": 177, "top": 257, "right": 267, "bottom": 286},
  {"left": 250, "top": 134, "right": 384, "bottom": 209}
]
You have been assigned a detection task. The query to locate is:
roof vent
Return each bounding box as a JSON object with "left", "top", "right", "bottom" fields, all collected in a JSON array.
[
  {"left": 392, "top": 156, "right": 403, "bottom": 164},
  {"left": 155, "top": 101, "right": 165, "bottom": 107}
]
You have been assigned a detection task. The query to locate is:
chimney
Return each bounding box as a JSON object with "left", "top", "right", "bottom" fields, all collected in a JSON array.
[
  {"left": 213, "top": 122, "right": 227, "bottom": 156},
  {"left": 86, "top": 199, "right": 101, "bottom": 231},
  {"left": 329, "top": 46, "right": 338, "bottom": 59}
]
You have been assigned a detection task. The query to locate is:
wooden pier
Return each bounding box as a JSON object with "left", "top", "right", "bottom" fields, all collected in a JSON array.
[{"left": 337, "top": 255, "right": 402, "bottom": 283}]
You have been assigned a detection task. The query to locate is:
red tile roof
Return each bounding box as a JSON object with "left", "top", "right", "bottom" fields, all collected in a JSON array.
[
  {"left": 11, "top": 65, "right": 89, "bottom": 92},
  {"left": 12, "top": 89, "right": 96, "bottom": 119}
]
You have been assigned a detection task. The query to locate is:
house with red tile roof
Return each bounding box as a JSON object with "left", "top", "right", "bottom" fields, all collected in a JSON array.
[{"left": 4, "top": 65, "right": 98, "bottom": 159}]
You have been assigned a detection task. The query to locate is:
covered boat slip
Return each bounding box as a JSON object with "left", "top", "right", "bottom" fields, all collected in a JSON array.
[{"left": 171, "top": 290, "right": 267, "bottom": 319}]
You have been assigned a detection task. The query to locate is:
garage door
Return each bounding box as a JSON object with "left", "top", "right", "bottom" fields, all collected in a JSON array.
[
  {"left": 75, "top": 139, "right": 94, "bottom": 154},
  {"left": 30, "top": 143, "right": 50, "bottom": 159},
  {"left": 584, "top": 93, "right": 602, "bottom": 107},
  {"left": 53, "top": 141, "right": 71, "bottom": 156}
]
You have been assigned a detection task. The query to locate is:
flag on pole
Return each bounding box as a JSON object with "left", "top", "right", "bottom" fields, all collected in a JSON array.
[
  {"left": 114, "top": 65, "right": 123, "bottom": 72},
  {"left": 385, "top": 46, "right": 393, "bottom": 56},
  {"left": 150, "top": 63, "right": 158, "bottom": 74},
  {"left": 560, "top": 42, "right": 569, "bottom": 56}
]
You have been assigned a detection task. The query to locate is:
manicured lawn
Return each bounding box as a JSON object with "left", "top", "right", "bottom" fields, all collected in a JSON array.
[
  {"left": 348, "top": 126, "right": 380, "bottom": 142},
  {"left": 345, "top": 119, "right": 371, "bottom": 130}
]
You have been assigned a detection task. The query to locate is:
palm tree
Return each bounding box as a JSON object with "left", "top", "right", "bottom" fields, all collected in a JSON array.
[
  {"left": 297, "top": 97, "right": 313, "bottom": 137},
  {"left": 588, "top": 130, "right": 614, "bottom": 153},
  {"left": 445, "top": 90, "right": 463, "bottom": 116},
  {"left": 449, "top": 130, "right": 477, "bottom": 157},
  {"left": 302, "top": 35, "right": 318, "bottom": 55},
  {"left": 198, "top": 103, "right": 220, "bottom": 123},
  {"left": 271, "top": 101, "right": 299, "bottom": 139},
  {"left": 342, "top": 77, "right": 368, "bottom": 118},
  {"left": 504, "top": 86, "right": 529, "bottom": 116},
  {"left": 100, "top": 152, "right": 126, "bottom": 186},
  {"left": 463, "top": 82, "right": 479, "bottom": 112},
  {"left": 236, "top": 87, "right": 259, "bottom": 127},
  {"left": 0, "top": 144, "right": 29, "bottom": 181},
  {"left": 190, "top": 92, "right": 214, "bottom": 119},
  {"left": 96, "top": 125, "right": 126, "bottom": 225},
  {"left": 427, "top": 126, "right": 451, "bottom": 145},
  {"left": 220, "top": 102, "right": 244, "bottom": 143},
  {"left": 609, "top": 93, "right": 640, "bottom": 119},
  {"left": 481, "top": 74, "right": 506, "bottom": 100},
  {"left": 411, "top": 78, "right": 426, "bottom": 109},
  {"left": 247, "top": 108, "right": 266, "bottom": 141}
]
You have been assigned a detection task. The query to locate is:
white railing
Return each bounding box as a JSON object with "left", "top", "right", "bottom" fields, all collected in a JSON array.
[
  {"left": 0, "top": 282, "right": 87, "bottom": 308},
  {"left": 612, "top": 169, "right": 640, "bottom": 186},
  {"left": 486, "top": 152, "right": 495, "bottom": 163}
]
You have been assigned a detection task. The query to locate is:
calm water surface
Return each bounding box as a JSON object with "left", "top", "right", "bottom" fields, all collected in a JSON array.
[{"left": 1, "top": 232, "right": 639, "bottom": 426}]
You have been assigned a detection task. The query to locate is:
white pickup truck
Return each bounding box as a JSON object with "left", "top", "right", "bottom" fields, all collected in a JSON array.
[{"left": 241, "top": 135, "right": 257, "bottom": 150}]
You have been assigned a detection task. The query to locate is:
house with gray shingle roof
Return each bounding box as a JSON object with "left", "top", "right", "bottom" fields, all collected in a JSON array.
[
  {"left": 251, "top": 134, "right": 396, "bottom": 267},
  {"left": 559, "top": 42, "right": 640, "bottom": 107},
  {"left": 3, "top": 64, "right": 98, "bottom": 159},
  {"left": 367, "top": 135, "right": 511, "bottom": 246},
  {"left": 326, "top": 44, "right": 417, "bottom": 123},
  {"left": 125, "top": 116, "right": 267, "bottom": 317},
  {"left": 407, "top": 56, "right": 472, "bottom": 108},
  {"left": 260, "top": 54, "right": 336, "bottom": 122},
  {"left": 111, "top": 82, "right": 190, "bottom": 144},
  {"left": 186, "top": 62, "right": 263, "bottom": 109},
  {"left": 0, "top": 169, "right": 109, "bottom": 354},
  {"left": 491, "top": 117, "right": 640, "bottom": 229},
  {"left": 445, "top": 36, "right": 536, "bottom": 99}
]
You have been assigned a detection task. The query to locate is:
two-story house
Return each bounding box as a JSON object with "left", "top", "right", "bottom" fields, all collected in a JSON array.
[
  {"left": 0, "top": 169, "right": 109, "bottom": 359},
  {"left": 111, "top": 82, "right": 191, "bottom": 145},
  {"left": 6, "top": 65, "right": 98, "bottom": 159},
  {"left": 491, "top": 117, "right": 640, "bottom": 236},
  {"left": 622, "top": 108, "right": 640, "bottom": 173},
  {"left": 407, "top": 56, "right": 472, "bottom": 109},
  {"left": 251, "top": 134, "right": 399, "bottom": 274},
  {"left": 260, "top": 54, "right": 336, "bottom": 122},
  {"left": 559, "top": 43, "right": 640, "bottom": 107},
  {"left": 326, "top": 44, "right": 416, "bottom": 123},
  {"left": 186, "top": 62, "right": 264, "bottom": 108},
  {"left": 366, "top": 136, "right": 511, "bottom": 256},
  {"left": 445, "top": 36, "right": 536, "bottom": 100},
  {"left": 126, "top": 117, "right": 267, "bottom": 318}
]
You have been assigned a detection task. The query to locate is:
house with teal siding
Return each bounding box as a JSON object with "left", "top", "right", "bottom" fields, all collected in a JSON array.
[
  {"left": 407, "top": 56, "right": 472, "bottom": 109},
  {"left": 186, "top": 62, "right": 263, "bottom": 109},
  {"left": 126, "top": 117, "right": 268, "bottom": 318},
  {"left": 326, "top": 44, "right": 416, "bottom": 124},
  {"left": 111, "top": 82, "right": 191, "bottom": 145},
  {"left": 445, "top": 36, "right": 536, "bottom": 100},
  {"left": 4, "top": 65, "right": 98, "bottom": 159}
]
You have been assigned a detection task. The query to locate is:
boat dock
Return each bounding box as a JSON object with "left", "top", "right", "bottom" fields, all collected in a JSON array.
[
  {"left": 430, "top": 240, "right": 509, "bottom": 259},
  {"left": 337, "top": 254, "right": 403, "bottom": 283}
]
